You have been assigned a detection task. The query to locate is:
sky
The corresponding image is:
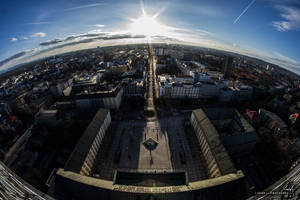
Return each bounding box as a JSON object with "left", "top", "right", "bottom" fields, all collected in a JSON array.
[{"left": 1, "top": 0, "right": 300, "bottom": 74}]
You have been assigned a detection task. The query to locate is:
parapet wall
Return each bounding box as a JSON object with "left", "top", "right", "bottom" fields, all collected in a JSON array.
[{"left": 54, "top": 169, "right": 245, "bottom": 200}]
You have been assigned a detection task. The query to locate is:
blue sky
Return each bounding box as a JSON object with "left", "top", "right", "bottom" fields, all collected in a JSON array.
[{"left": 1, "top": 0, "right": 300, "bottom": 74}]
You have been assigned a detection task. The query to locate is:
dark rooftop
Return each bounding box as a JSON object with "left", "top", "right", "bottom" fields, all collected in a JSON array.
[
  {"left": 192, "top": 109, "right": 236, "bottom": 175},
  {"left": 64, "top": 108, "right": 109, "bottom": 173},
  {"left": 114, "top": 171, "right": 187, "bottom": 187}
]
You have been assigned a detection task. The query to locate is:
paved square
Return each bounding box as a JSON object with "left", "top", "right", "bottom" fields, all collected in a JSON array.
[{"left": 94, "top": 117, "right": 207, "bottom": 182}]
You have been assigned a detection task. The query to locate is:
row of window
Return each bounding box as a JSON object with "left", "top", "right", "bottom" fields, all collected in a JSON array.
[
  {"left": 80, "top": 114, "right": 111, "bottom": 176},
  {"left": 191, "top": 115, "right": 221, "bottom": 178}
]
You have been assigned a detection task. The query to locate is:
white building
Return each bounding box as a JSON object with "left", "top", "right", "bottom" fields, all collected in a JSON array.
[
  {"left": 159, "top": 83, "right": 201, "bottom": 99},
  {"left": 158, "top": 75, "right": 223, "bottom": 99}
]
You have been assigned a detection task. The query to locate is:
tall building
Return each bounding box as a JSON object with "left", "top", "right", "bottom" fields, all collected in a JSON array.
[{"left": 223, "top": 56, "right": 233, "bottom": 79}]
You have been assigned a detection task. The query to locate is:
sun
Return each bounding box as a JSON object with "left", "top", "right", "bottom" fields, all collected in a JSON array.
[{"left": 128, "top": 13, "right": 169, "bottom": 37}]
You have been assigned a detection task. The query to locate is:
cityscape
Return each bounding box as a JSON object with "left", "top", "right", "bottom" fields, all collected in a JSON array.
[{"left": 0, "top": 1, "right": 300, "bottom": 200}]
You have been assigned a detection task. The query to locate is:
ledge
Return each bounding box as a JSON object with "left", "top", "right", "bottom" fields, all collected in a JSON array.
[{"left": 56, "top": 168, "right": 244, "bottom": 194}]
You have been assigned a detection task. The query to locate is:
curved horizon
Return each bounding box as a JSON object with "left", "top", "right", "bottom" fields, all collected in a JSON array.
[{"left": 1, "top": 0, "right": 300, "bottom": 75}]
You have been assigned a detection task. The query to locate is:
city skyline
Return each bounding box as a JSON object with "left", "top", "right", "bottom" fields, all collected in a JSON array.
[{"left": 1, "top": 0, "right": 300, "bottom": 74}]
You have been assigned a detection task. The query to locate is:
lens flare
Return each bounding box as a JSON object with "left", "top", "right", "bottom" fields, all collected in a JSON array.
[{"left": 128, "top": 13, "right": 169, "bottom": 37}]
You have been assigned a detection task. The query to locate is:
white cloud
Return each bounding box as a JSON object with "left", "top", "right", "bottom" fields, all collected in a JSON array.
[
  {"left": 2, "top": 25, "right": 300, "bottom": 75},
  {"left": 23, "top": 36, "right": 28, "bottom": 40},
  {"left": 272, "top": 5, "right": 300, "bottom": 31},
  {"left": 265, "top": 52, "right": 300, "bottom": 74},
  {"left": 235, "top": 47, "right": 300, "bottom": 74},
  {"left": 94, "top": 24, "right": 105, "bottom": 28},
  {"left": 30, "top": 32, "right": 47, "bottom": 38},
  {"left": 11, "top": 37, "right": 18, "bottom": 42},
  {"left": 273, "top": 52, "right": 298, "bottom": 64}
]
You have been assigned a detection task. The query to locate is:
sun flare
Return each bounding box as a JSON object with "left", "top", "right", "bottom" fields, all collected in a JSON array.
[{"left": 128, "top": 13, "right": 169, "bottom": 37}]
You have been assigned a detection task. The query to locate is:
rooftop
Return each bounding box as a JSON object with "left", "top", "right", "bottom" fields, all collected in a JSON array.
[
  {"left": 202, "top": 108, "right": 256, "bottom": 136},
  {"left": 71, "top": 84, "right": 122, "bottom": 99},
  {"left": 192, "top": 109, "right": 236, "bottom": 175},
  {"left": 259, "top": 108, "right": 287, "bottom": 128},
  {"left": 56, "top": 168, "right": 244, "bottom": 194},
  {"left": 64, "top": 108, "right": 109, "bottom": 173}
]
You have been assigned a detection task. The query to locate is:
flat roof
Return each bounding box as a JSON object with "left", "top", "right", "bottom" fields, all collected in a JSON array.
[
  {"left": 71, "top": 86, "right": 122, "bottom": 99},
  {"left": 192, "top": 109, "right": 236, "bottom": 175},
  {"left": 203, "top": 108, "right": 256, "bottom": 135},
  {"left": 114, "top": 171, "right": 187, "bottom": 187}
]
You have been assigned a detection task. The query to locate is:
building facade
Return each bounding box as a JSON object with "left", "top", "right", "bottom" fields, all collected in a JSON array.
[
  {"left": 122, "top": 80, "right": 145, "bottom": 97},
  {"left": 64, "top": 109, "right": 111, "bottom": 176},
  {"left": 159, "top": 81, "right": 222, "bottom": 99},
  {"left": 73, "top": 86, "right": 123, "bottom": 109}
]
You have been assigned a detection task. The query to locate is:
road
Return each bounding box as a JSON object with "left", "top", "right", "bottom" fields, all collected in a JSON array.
[{"left": 144, "top": 44, "right": 158, "bottom": 120}]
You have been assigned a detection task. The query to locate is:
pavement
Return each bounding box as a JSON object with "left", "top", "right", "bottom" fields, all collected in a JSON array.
[{"left": 94, "top": 117, "right": 207, "bottom": 182}]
